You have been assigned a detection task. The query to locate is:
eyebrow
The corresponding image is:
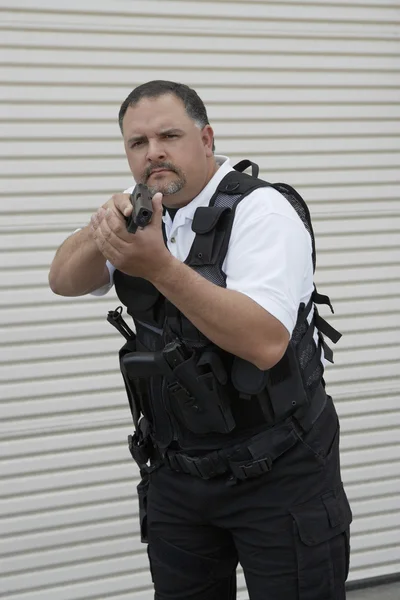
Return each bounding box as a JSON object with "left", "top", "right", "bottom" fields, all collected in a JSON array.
[{"left": 127, "top": 128, "right": 184, "bottom": 146}]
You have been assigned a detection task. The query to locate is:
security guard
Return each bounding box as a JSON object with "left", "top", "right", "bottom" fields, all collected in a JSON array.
[{"left": 49, "top": 80, "right": 352, "bottom": 599}]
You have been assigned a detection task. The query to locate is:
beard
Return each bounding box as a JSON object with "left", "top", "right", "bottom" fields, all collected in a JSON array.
[{"left": 143, "top": 162, "right": 187, "bottom": 196}]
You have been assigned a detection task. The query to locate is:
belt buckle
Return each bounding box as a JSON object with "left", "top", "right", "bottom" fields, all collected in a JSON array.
[
  {"left": 186, "top": 454, "right": 214, "bottom": 479},
  {"left": 238, "top": 456, "right": 272, "bottom": 480},
  {"left": 177, "top": 453, "right": 217, "bottom": 479}
]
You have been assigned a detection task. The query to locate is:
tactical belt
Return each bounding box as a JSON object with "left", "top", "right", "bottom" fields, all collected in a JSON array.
[{"left": 129, "top": 383, "right": 327, "bottom": 482}]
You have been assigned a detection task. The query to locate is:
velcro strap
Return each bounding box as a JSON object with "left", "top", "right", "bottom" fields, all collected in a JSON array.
[
  {"left": 296, "top": 294, "right": 314, "bottom": 325},
  {"left": 248, "top": 424, "right": 298, "bottom": 460},
  {"left": 229, "top": 423, "right": 299, "bottom": 480},
  {"left": 314, "top": 313, "right": 342, "bottom": 344},
  {"left": 320, "top": 335, "right": 334, "bottom": 364},
  {"left": 312, "top": 288, "right": 334, "bottom": 313},
  {"left": 166, "top": 450, "right": 226, "bottom": 479},
  {"left": 294, "top": 382, "right": 327, "bottom": 433},
  {"left": 233, "top": 159, "right": 260, "bottom": 178},
  {"left": 229, "top": 456, "right": 272, "bottom": 480}
]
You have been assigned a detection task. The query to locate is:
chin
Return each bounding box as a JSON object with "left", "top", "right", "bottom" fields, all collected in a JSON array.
[{"left": 150, "top": 181, "right": 185, "bottom": 196}]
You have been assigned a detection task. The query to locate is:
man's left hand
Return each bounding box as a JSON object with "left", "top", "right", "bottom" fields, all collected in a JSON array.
[{"left": 91, "top": 192, "right": 173, "bottom": 280}]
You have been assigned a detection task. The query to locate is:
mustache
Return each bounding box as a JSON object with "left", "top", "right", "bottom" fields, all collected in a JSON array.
[{"left": 144, "top": 162, "right": 180, "bottom": 181}]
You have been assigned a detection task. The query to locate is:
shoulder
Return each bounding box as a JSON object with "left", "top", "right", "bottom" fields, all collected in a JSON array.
[
  {"left": 231, "top": 182, "right": 311, "bottom": 249},
  {"left": 234, "top": 183, "right": 304, "bottom": 225}
]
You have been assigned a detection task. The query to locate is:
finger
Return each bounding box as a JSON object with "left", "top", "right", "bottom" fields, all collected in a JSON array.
[
  {"left": 104, "top": 207, "right": 134, "bottom": 242},
  {"left": 113, "top": 193, "right": 133, "bottom": 218},
  {"left": 94, "top": 217, "right": 124, "bottom": 263},
  {"left": 90, "top": 207, "right": 106, "bottom": 232},
  {"left": 151, "top": 192, "right": 164, "bottom": 228}
]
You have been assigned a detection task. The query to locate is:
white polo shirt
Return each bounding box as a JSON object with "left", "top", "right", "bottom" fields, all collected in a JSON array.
[{"left": 93, "top": 155, "right": 314, "bottom": 337}]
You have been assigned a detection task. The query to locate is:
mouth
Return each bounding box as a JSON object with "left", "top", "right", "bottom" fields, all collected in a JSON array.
[{"left": 149, "top": 169, "right": 173, "bottom": 177}]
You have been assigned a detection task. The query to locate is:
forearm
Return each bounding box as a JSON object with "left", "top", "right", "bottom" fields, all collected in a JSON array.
[
  {"left": 151, "top": 257, "right": 288, "bottom": 370},
  {"left": 48, "top": 226, "right": 108, "bottom": 296}
]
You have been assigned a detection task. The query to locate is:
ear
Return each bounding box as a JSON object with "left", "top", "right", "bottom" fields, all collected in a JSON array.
[{"left": 202, "top": 124, "right": 215, "bottom": 156}]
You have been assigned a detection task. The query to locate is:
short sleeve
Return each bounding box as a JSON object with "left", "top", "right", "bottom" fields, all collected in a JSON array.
[
  {"left": 223, "top": 192, "right": 313, "bottom": 336},
  {"left": 90, "top": 261, "right": 116, "bottom": 296}
]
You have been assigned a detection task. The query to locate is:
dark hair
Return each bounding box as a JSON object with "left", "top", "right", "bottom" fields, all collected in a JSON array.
[{"left": 118, "top": 80, "right": 214, "bottom": 150}]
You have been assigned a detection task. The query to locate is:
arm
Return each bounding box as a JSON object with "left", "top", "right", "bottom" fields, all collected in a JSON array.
[
  {"left": 48, "top": 194, "right": 132, "bottom": 297},
  {"left": 150, "top": 259, "right": 289, "bottom": 370},
  {"left": 90, "top": 194, "right": 301, "bottom": 370},
  {"left": 48, "top": 224, "right": 110, "bottom": 297}
]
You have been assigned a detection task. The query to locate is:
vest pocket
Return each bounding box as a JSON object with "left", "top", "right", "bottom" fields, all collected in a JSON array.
[{"left": 290, "top": 485, "right": 352, "bottom": 599}]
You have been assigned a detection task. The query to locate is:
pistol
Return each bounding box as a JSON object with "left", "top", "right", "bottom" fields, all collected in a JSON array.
[
  {"left": 162, "top": 340, "right": 190, "bottom": 370},
  {"left": 126, "top": 183, "right": 153, "bottom": 234}
]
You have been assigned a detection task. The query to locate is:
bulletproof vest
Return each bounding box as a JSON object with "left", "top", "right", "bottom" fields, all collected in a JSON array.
[{"left": 109, "top": 160, "right": 341, "bottom": 452}]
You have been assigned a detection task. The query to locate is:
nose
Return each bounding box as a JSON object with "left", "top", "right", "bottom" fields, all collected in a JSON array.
[{"left": 146, "top": 138, "right": 167, "bottom": 162}]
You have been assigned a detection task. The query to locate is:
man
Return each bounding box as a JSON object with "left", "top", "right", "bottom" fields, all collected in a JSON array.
[{"left": 49, "top": 80, "right": 351, "bottom": 599}]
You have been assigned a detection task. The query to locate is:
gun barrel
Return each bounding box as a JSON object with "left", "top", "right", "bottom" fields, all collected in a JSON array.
[{"left": 126, "top": 184, "right": 153, "bottom": 233}]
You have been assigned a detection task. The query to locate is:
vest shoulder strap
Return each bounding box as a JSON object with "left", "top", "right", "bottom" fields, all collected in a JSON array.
[{"left": 186, "top": 170, "right": 271, "bottom": 273}]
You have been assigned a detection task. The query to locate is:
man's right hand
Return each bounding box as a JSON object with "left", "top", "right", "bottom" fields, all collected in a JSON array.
[
  {"left": 103, "top": 193, "right": 133, "bottom": 218},
  {"left": 90, "top": 193, "right": 133, "bottom": 237}
]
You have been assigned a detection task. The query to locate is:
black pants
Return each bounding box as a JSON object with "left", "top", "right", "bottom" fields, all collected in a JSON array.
[{"left": 145, "top": 396, "right": 352, "bottom": 599}]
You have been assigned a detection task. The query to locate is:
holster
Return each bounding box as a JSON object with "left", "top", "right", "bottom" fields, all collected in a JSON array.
[
  {"left": 119, "top": 340, "right": 143, "bottom": 429},
  {"left": 129, "top": 419, "right": 160, "bottom": 544},
  {"left": 122, "top": 343, "right": 236, "bottom": 435},
  {"left": 168, "top": 350, "right": 235, "bottom": 434}
]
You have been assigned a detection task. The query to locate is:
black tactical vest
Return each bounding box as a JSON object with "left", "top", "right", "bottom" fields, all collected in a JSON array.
[{"left": 108, "top": 161, "right": 341, "bottom": 453}]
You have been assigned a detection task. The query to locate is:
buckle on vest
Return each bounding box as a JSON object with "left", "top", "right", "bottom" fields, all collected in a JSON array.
[
  {"left": 229, "top": 456, "right": 272, "bottom": 480},
  {"left": 165, "top": 451, "right": 226, "bottom": 479}
]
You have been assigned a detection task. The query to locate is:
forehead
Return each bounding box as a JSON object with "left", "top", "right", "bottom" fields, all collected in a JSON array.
[{"left": 122, "top": 94, "right": 193, "bottom": 136}]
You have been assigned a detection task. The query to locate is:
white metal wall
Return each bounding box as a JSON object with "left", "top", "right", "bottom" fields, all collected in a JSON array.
[{"left": 1, "top": 1, "right": 399, "bottom": 598}]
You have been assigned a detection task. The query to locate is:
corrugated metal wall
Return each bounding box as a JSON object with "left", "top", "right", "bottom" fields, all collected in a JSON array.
[{"left": 1, "top": 1, "right": 399, "bottom": 598}]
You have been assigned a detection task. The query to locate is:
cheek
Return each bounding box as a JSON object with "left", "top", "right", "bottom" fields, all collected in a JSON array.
[
  {"left": 176, "top": 140, "right": 205, "bottom": 171},
  {"left": 126, "top": 153, "right": 144, "bottom": 179}
]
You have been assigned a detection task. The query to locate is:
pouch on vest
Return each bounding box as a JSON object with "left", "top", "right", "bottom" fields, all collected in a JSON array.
[
  {"left": 168, "top": 350, "right": 235, "bottom": 434},
  {"left": 231, "top": 343, "right": 308, "bottom": 421}
]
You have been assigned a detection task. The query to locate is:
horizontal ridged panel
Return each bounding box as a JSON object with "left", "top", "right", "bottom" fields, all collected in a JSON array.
[
  {"left": 2, "top": 26, "right": 400, "bottom": 54},
  {"left": 2, "top": 85, "right": 400, "bottom": 105},
  {"left": 1, "top": 68, "right": 399, "bottom": 88},
  {"left": 4, "top": 48, "right": 400, "bottom": 71},
  {"left": 3, "top": 120, "right": 400, "bottom": 139},
  {"left": 1, "top": 1, "right": 399, "bottom": 30},
  {"left": 3, "top": 151, "right": 400, "bottom": 176}
]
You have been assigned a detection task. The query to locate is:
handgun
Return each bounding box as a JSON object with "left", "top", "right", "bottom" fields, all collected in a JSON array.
[
  {"left": 162, "top": 340, "right": 190, "bottom": 370},
  {"left": 126, "top": 183, "right": 153, "bottom": 234}
]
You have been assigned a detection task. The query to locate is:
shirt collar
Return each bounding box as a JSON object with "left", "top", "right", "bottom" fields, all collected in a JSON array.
[{"left": 162, "top": 155, "right": 233, "bottom": 229}]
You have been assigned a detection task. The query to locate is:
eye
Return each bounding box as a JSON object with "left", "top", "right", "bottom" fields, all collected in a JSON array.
[{"left": 129, "top": 138, "right": 148, "bottom": 149}]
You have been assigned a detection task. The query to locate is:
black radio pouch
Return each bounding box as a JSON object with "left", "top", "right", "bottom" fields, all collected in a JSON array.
[{"left": 231, "top": 343, "right": 308, "bottom": 422}]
